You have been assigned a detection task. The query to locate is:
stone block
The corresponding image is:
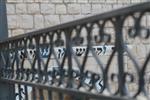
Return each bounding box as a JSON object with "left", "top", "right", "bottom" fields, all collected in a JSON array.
[
  {"left": 16, "top": 4, "right": 27, "bottom": 14},
  {"left": 81, "top": 4, "right": 91, "bottom": 14},
  {"left": 34, "top": 15, "right": 44, "bottom": 29},
  {"left": 131, "top": 0, "right": 141, "bottom": 3},
  {"left": 34, "top": 0, "right": 49, "bottom": 2},
  {"left": 136, "top": 44, "right": 146, "bottom": 59},
  {"left": 140, "top": 15, "right": 147, "bottom": 26},
  {"left": 64, "top": 0, "right": 76, "bottom": 3},
  {"left": 92, "top": 4, "right": 102, "bottom": 14},
  {"left": 23, "top": 0, "right": 34, "bottom": 2},
  {"left": 7, "top": 0, "right": 23, "bottom": 2},
  {"left": 106, "top": 0, "right": 117, "bottom": 3},
  {"left": 68, "top": 4, "right": 81, "bottom": 14},
  {"left": 25, "top": 29, "right": 35, "bottom": 33},
  {"left": 112, "top": 4, "right": 125, "bottom": 9},
  {"left": 44, "top": 15, "right": 60, "bottom": 27},
  {"left": 60, "top": 15, "right": 74, "bottom": 23},
  {"left": 101, "top": 4, "right": 112, "bottom": 12},
  {"left": 73, "top": 15, "right": 85, "bottom": 20},
  {"left": 6, "top": 4, "right": 15, "bottom": 14},
  {"left": 12, "top": 29, "right": 24, "bottom": 36},
  {"left": 8, "top": 30, "right": 12, "bottom": 37},
  {"left": 89, "top": 0, "right": 105, "bottom": 3},
  {"left": 7, "top": 15, "right": 18, "bottom": 29},
  {"left": 77, "top": 0, "right": 88, "bottom": 3},
  {"left": 147, "top": 15, "right": 150, "bottom": 27},
  {"left": 117, "top": 0, "right": 131, "bottom": 4},
  {"left": 27, "top": 3, "right": 40, "bottom": 14},
  {"left": 20, "top": 15, "right": 34, "bottom": 29},
  {"left": 51, "top": 0, "right": 63, "bottom": 3},
  {"left": 146, "top": 45, "right": 150, "bottom": 55},
  {"left": 41, "top": 4, "right": 55, "bottom": 14},
  {"left": 56, "top": 4, "right": 67, "bottom": 14}
]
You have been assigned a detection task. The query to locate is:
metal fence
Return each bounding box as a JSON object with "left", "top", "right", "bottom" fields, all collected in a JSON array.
[{"left": 0, "top": 2, "right": 150, "bottom": 100}]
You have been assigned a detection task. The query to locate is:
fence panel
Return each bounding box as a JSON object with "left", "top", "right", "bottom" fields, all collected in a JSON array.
[{"left": 1, "top": 2, "right": 150, "bottom": 100}]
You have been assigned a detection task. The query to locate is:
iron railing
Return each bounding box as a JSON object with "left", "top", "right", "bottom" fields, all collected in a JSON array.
[{"left": 0, "top": 2, "right": 150, "bottom": 100}]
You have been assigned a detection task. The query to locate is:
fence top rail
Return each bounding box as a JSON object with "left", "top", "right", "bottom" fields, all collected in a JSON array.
[{"left": 0, "top": 2, "right": 150, "bottom": 43}]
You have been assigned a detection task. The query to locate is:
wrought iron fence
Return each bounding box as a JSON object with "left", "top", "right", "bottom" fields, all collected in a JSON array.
[{"left": 0, "top": 2, "right": 150, "bottom": 100}]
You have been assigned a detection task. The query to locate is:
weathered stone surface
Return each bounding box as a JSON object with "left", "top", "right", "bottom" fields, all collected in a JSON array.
[
  {"left": 112, "top": 4, "right": 126, "bottom": 9},
  {"left": 77, "top": 0, "right": 88, "bottom": 3},
  {"left": 44, "top": 15, "right": 60, "bottom": 27},
  {"left": 7, "top": 0, "right": 23, "bottom": 2},
  {"left": 89, "top": 0, "right": 105, "bottom": 3},
  {"left": 84, "top": 57, "right": 100, "bottom": 73},
  {"left": 106, "top": 0, "right": 117, "bottom": 3},
  {"left": 101, "top": 4, "right": 112, "bottom": 12},
  {"left": 34, "top": 15, "right": 44, "bottom": 29},
  {"left": 64, "top": 0, "right": 76, "bottom": 3},
  {"left": 117, "top": 0, "right": 131, "bottom": 3},
  {"left": 51, "top": 0, "right": 63, "bottom": 3},
  {"left": 12, "top": 29, "right": 24, "bottom": 36},
  {"left": 8, "top": 30, "right": 11, "bottom": 37},
  {"left": 68, "top": 4, "right": 81, "bottom": 14},
  {"left": 92, "top": 4, "right": 102, "bottom": 14},
  {"left": 20, "top": 15, "right": 34, "bottom": 29},
  {"left": 16, "top": 4, "right": 27, "bottom": 14},
  {"left": 140, "top": 15, "right": 147, "bottom": 26},
  {"left": 146, "top": 45, "right": 150, "bottom": 55},
  {"left": 34, "top": 0, "right": 49, "bottom": 2},
  {"left": 147, "top": 15, "right": 150, "bottom": 27},
  {"left": 131, "top": 0, "right": 141, "bottom": 3},
  {"left": 41, "top": 4, "right": 55, "bottom": 14},
  {"left": 81, "top": 4, "right": 91, "bottom": 14},
  {"left": 25, "top": 29, "right": 35, "bottom": 33},
  {"left": 6, "top": 4, "right": 15, "bottom": 14},
  {"left": 23, "top": 0, "right": 34, "bottom": 2},
  {"left": 56, "top": 4, "right": 67, "bottom": 14},
  {"left": 27, "top": 3, "right": 40, "bottom": 14},
  {"left": 7, "top": 15, "right": 18, "bottom": 29},
  {"left": 136, "top": 44, "right": 146, "bottom": 59},
  {"left": 60, "top": 15, "right": 74, "bottom": 23},
  {"left": 73, "top": 15, "right": 85, "bottom": 20}
]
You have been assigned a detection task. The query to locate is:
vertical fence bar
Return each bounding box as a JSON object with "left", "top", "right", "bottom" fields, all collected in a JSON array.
[
  {"left": 39, "top": 89, "right": 44, "bottom": 100},
  {"left": 0, "top": 0, "right": 15, "bottom": 100},
  {"left": 32, "top": 87, "right": 37, "bottom": 100},
  {"left": 115, "top": 16, "right": 125, "bottom": 96},
  {"left": 0, "top": 0, "right": 8, "bottom": 38},
  {"left": 18, "top": 84, "right": 22, "bottom": 100},
  {"left": 58, "top": 92, "right": 63, "bottom": 100},
  {"left": 24, "top": 85, "right": 29, "bottom": 100},
  {"left": 48, "top": 90, "right": 52, "bottom": 100}
]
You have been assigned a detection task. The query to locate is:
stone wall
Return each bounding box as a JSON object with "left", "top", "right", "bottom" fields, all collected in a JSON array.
[{"left": 6, "top": 0, "right": 147, "bottom": 37}]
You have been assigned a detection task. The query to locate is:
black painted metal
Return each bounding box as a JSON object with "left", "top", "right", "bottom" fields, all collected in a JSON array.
[
  {"left": 0, "top": 2, "right": 150, "bottom": 100},
  {"left": 0, "top": 0, "right": 15, "bottom": 100},
  {"left": 0, "top": 0, "right": 8, "bottom": 38}
]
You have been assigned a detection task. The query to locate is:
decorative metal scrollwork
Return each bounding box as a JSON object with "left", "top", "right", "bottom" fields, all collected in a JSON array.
[{"left": 0, "top": 2, "right": 150, "bottom": 100}]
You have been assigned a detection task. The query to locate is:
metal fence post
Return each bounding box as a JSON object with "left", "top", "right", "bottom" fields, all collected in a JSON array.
[{"left": 0, "top": 0, "right": 15, "bottom": 100}]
